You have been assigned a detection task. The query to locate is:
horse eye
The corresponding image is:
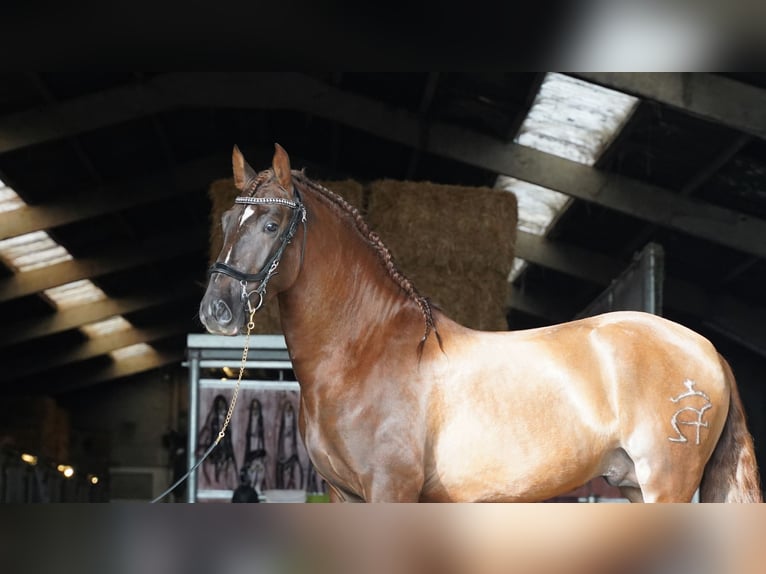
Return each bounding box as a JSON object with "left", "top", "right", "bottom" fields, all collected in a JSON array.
[{"left": 264, "top": 221, "right": 279, "bottom": 234}]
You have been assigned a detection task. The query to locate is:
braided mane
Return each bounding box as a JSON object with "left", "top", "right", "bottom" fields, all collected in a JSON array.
[
  {"left": 244, "top": 169, "right": 274, "bottom": 196},
  {"left": 289, "top": 170, "right": 443, "bottom": 354}
]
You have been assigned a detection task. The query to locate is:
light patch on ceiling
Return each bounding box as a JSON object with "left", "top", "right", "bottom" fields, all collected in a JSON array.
[
  {"left": 508, "top": 258, "right": 528, "bottom": 283},
  {"left": 501, "top": 74, "right": 637, "bottom": 288},
  {"left": 0, "top": 183, "right": 113, "bottom": 315},
  {"left": 497, "top": 176, "right": 570, "bottom": 236},
  {"left": 80, "top": 315, "right": 132, "bottom": 338},
  {"left": 515, "top": 73, "right": 638, "bottom": 166},
  {"left": 496, "top": 177, "right": 570, "bottom": 284},
  {"left": 43, "top": 279, "right": 107, "bottom": 310},
  {"left": 0, "top": 184, "right": 24, "bottom": 213},
  {"left": 110, "top": 343, "right": 155, "bottom": 361},
  {"left": 0, "top": 230, "right": 72, "bottom": 272}
]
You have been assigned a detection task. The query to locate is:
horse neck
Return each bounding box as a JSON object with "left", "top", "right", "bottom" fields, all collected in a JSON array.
[{"left": 277, "top": 186, "right": 423, "bottom": 371}]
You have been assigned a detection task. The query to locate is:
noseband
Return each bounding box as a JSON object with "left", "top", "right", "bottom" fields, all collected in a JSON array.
[{"left": 208, "top": 188, "right": 307, "bottom": 314}]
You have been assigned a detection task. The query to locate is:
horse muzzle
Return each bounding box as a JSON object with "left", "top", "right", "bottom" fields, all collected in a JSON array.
[{"left": 199, "top": 296, "right": 243, "bottom": 336}]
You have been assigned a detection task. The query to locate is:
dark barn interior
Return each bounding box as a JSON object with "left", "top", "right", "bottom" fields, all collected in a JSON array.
[{"left": 0, "top": 73, "right": 764, "bottom": 502}]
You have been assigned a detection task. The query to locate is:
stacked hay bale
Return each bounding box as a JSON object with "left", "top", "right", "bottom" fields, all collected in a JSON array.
[
  {"left": 207, "top": 177, "right": 365, "bottom": 334},
  {"left": 367, "top": 180, "right": 516, "bottom": 331},
  {"left": 207, "top": 176, "right": 517, "bottom": 333}
]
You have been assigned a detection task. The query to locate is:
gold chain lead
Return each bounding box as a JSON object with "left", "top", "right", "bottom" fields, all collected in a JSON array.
[{"left": 216, "top": 307, "right": 256, "bottom": 444}]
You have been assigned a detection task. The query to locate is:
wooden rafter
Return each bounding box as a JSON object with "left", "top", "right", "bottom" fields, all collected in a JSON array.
[
  {"left": 573, "top": 73, "right": 766, "bottom": 141},
  {"left": 0, "top": 73, "right": 764, "bottom": 258}
]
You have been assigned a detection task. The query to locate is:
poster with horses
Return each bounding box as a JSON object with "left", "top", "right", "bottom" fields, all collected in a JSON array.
[{"left": 195, "top": 384, "right": 327, "bottom": 502}]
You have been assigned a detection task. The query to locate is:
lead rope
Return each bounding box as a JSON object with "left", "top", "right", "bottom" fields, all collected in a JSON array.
[{"left": 151, "top": 306, "right": 257, "bottom": 504}]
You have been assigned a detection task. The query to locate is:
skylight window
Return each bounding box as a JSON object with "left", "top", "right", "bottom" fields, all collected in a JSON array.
[
  {"left": 0, "top": 230, "right": 72, "bottom": 272},
  {"left": 0, "top": 183, "right": 24, "bottom": 213},
  {"left": 497, "top": 178, "right": 571, "bottom": 282},
  {"left": 80, "top": 315, "right": 133, "bottom": 338},
  {"left": 0, "top": 180, "right": 147, "bottom": 366},
  {"left": 110, "top": 343, "right": 155, "bottom": 361},
  {"left": 515, "top": 73, "right": 638, "bottom": 166},
  {"left": 503, "top": 74, "right": 638, "bottom": 286},
  {"left": 497, "top": 177, "right": 570, "bottom": 236},
  {"left": 508, "top": 258, "right": 527, "bottom": 283},
  {"left": 43, "top": 279, "right": 107, "bottom": 310}
]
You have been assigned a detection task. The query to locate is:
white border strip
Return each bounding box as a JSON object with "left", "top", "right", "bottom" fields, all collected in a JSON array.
[{"left": 199, "top": 378, "right": 300, "bottom": 391}]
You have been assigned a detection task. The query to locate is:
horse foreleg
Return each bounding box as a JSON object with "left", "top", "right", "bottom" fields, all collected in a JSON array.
[
  {"left": 366, "top": 468, "right": 424, "bottom": 502},
  {"left": 328, "top": 486, "right": 343, "bottom": 503},
  {"left": 618, "top": 486, "right": 644, "bottom": 503},
  {"left": 326, "top": 480, "right": 418, "bottom": 502},
  {"left": 368, "top": 485, "right": 422, "bottom": 502}
]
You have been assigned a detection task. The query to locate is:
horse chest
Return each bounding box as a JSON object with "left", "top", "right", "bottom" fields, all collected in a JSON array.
[{"left": 299, "top": 396, "right": 365, "bottom": 494}]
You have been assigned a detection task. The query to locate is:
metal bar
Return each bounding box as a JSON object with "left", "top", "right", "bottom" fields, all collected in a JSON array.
[
  {"left": 197, "top": 360, "right": 293, "bottom": 370},
  {"left": 199, "top": 379, "right": 299, "bottom": 391},
  {"left": 187, "top": 333, "right": 287, "bottom": 350},
  {"left": 187, "top": 350, "right": 200, "bottom": 503}
]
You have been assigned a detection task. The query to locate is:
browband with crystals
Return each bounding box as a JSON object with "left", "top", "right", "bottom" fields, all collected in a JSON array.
[
  {"left": 235, "top": 196, "right": 300, "bottom": 209},
  {"left": 208, "top": 187, "right": 306, "bottom": 297}
]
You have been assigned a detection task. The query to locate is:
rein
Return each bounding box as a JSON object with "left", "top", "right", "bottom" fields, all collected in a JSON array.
[{"left": 151, "top": 185, "right": 306, "bottom": 504}]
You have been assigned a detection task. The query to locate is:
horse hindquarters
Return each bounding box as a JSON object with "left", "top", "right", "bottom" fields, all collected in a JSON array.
[{"left": 700, "top": 357, "right": 762, "bottom": 502}]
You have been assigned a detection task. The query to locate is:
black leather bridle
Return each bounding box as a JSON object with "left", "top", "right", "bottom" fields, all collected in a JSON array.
[{"left": 208, "top": 188, "right": 307, "bottom": 313}]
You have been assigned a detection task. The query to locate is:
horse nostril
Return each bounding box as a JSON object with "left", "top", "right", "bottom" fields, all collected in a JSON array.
[{"left": 212, "top": 299, "right": 233, "bottom": 325}]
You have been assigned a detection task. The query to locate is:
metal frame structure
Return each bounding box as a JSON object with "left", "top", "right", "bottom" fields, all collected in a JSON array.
[
  {"left": 185, "top": 333, "right": 296, "bottom": 503},
  {"left": 578, "top": 242, "right": 664, "bottom": 319}
]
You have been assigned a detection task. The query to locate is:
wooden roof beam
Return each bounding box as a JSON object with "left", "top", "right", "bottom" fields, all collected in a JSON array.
[
  {"left": 573, "top": 73, "right": 766, "bottom": 141},
  {"left": 514, "top": 231, "right": 766, "bottom": 358},
  {"left": 0, "top": 282, "right": 196, "bottom": 347},
  {"left": 0, "top": 153, "right": 229, "bottom": 240},
  {"left": 507, "top": 285, "right": 571, "bottom": 324},
  {"left": 0, "top": 146, "right": 329, "bottom": 239},
  {"left": 66, "top": 349, "right": 183, "bottom": 392},
  {"left": 2, "top": 73, "right": 765, "bottom": 258},
  {"left": 0, "top": 231, "right": 205, "bottom": 302},
  {"left": 266, "top": 73, "right": 766, "bottom": 259},
  {"left": 35, "top": 349, "right": 184, "bottom": 395},
  {"left": 2, "top": 320, "right": 190, "bottom": 382}
]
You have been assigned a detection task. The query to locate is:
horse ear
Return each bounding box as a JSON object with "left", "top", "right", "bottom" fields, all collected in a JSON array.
[
  {"left": 272, "top": 143, "right": 293, "bottom": 191},
  {"left": 232, "top": 145, "right": 257, "bottom": 191}
]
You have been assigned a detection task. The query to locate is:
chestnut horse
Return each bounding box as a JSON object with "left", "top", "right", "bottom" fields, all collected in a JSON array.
[{"left": 200, "top": 144, "right": 762, "bottom": 503}]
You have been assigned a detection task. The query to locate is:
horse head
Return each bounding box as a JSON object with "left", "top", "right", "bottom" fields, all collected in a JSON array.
[{"left": 199, "top": 143, "right": 305, "bottom": 335}]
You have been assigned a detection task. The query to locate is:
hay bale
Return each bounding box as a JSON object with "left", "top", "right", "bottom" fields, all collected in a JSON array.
[
  {"left": 312, "top": 179, "right": 366, "bottom": 213},
  {"left": 367, "top": 180, "right": 517, "bottom": 330},
  {"left": 367, "top": 180, "right": 517, "bottom": 274},
  {"left": 408, "top": 267, "right": 510, "bottom": 331}
]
